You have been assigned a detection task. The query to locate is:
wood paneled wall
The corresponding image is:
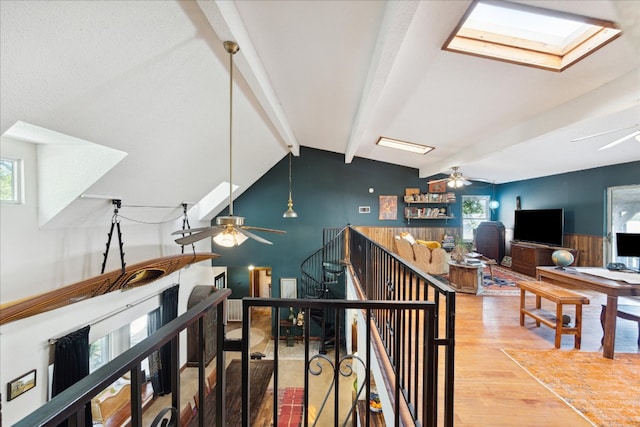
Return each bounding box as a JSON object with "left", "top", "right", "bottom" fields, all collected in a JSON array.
[
  {"left": 564, "top": 234, "right": 604, "bottom": 267},
  {"left": 353, "top": 226, "right": 604, "bottom": 267},
  {"left": 354, "top": 226, "right": 460, "bottom": 252}
]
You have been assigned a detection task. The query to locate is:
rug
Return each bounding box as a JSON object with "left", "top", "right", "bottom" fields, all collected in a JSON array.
[
  {"left": 437, "top": 265, "right": 533, "bottom": 295},
  {"left": 502, "top": 349, "right": 640, "bottom": 426},
  {"left": 264, "top": 339, "right": 321, "bottom": 360},
  {"left": 277, "top": 387, "right": 304, "bottom": 427},
  {"left": 226, "top": 327, "right": 265, "bottom": 347}
]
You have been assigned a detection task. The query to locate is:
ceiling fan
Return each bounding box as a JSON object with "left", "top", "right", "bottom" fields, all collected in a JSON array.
[
  {"left": 570, "top": 124, "right": 640, "bottom": 150},
  {"left": 172, "top": 41, "right": 285, "bottom": 247},
  {"left": 428, "top": 166, "right": 473, "bottom": 189}
]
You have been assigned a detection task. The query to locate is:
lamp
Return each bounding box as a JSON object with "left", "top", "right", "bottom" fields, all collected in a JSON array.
[{"left": 283, "top": 146, "right": 298, "bottom": 218}]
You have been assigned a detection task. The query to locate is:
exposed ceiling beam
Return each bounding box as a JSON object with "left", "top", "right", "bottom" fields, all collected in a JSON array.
[
  {"left": 344, "top": 0, "right": 420, "bottom": 164},
  {"left": 196, "top": 0, "right": 300, "bottom": 156}
]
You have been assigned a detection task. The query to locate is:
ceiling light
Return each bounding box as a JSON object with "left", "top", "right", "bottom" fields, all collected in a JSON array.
[
  {"left": 443, "top": 0, "right": 621, "bottom": 72},
  {"left": 376, "top": 137, "right": 434, "bottom": 154},
  {"left": 283, "top": 146, "right": 298, "bottom": 218}
]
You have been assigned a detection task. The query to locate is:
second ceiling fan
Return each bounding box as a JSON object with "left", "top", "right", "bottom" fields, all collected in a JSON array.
[
  {"left": 172, "top": 41, "right": 285, "bottom": 247},
  {"left": 428, "top": 166, "right": 473, "bottom": 189}
]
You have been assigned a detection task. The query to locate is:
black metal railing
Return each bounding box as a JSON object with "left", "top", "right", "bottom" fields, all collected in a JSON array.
[
  {"left": 13, "top": 288, "right": 231, "bottom": 427},
  {"left": 15, "top": 226, "right": 454, "bottom": 427},
  {"left": 348, "top": 227, "right": 456, "bottom": 426},
  {"left": 240, "top": 297, "right": 438, "bottom": 427}
]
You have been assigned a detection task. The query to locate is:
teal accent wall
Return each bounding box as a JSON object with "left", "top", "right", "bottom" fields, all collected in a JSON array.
[
  {"left": 212, "top": 147, "right": 459, "bottom": 295},
  {"left": 495, "top": 161, "right": 640, "bottom": 236},
  {"left": 213, "top": 147, "right": 638, "bottom": 296}
]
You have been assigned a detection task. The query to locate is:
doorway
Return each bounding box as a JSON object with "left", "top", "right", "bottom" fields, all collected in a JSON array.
[
  {"left": 249, "top": 267, "right": 272, "bottom": 298},
  {"left": 606, "top": 185, "right": 640, "bottom": 269}
]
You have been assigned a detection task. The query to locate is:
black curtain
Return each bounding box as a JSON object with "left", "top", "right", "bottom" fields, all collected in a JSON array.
[
  {"left": 157, "top": 285, "right": 179, "bottom": 395},
  {"left": 147, "top": 307, "right": 162, "bottom": 395},
  {"left": 51, "top": 325, "right": 91, "bottom": 427}
]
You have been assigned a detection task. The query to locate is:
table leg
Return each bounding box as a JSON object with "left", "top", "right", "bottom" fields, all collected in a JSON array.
[
  {"left": 554, "top": 303, "right": 563, "bottom": 348},
  {"left": 519, "top": 290, "right": 526, "bottom": 326},
  {"left": 574, "top": 303, "right": 582, "bottom": 349},
  {"left": 602, "top": 295, "right": 618, "bottom": 359}
]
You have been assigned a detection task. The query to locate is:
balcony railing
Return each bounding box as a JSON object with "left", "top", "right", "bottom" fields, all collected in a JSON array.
[{"left": 14, "top": 226, "right": 454, "bottom": 427}]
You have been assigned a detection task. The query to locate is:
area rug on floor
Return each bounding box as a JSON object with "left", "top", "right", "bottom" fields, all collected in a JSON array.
[
  {"left": 226, "top": 327, "right": 265, "bottom": 347},
  {"left": 264, "top": 339, "right": 321, "bottom": 360},
  {"left": 277, "top": 387, "right": 304, "bottom": 427},
  {"left": 437, "top": 265, "right": 533, "bottom": 295},
  {"left": 502, "top": 349, "right": 640, "bottom": 427}
]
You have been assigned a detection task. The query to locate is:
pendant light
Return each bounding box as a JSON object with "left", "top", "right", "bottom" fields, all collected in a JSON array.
[{"left": 283, "top": 145, "right": 298, "bottom": 218}]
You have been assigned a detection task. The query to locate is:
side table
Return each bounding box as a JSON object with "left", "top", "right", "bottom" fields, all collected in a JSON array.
[{"left": 448, "top": 262, "right": 484, "bottom": 294}]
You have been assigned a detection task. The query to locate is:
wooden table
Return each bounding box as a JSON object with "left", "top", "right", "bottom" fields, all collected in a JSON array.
[{"left": 536, "top": 266, "right": 640, "bottom": 358}]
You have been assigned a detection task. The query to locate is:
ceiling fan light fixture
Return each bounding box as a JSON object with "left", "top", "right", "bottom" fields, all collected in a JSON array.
[
  {"left": 376, "top": 137, "right": 434, "bottom": 155},
  {"left": 448, "top": 179, "right": 465, "bottom": 189},
  {"left": 283, "top": 147, "right": 298, "bottom": 218},
  {"left": 213, "top": 228, "right": 248, "bottom": 247}
]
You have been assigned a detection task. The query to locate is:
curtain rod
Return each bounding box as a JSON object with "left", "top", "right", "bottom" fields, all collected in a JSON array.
[{"left": 48, "top": 283, "right": 178, "bottom": 344}]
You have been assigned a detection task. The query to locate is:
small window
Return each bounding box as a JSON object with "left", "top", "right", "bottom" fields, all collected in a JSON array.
[
  {"left": 462, "top": 195, "right": 490, "bottom": 241},
  {"left": 89, "top": 335, "right": 111, "bottom": 373},
  {"left": 0, "top": 157, "right": 23, "bottom": 204}
]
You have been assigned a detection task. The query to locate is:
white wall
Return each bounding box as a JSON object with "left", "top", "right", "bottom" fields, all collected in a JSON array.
[{"left": 0, "top": 139, "right": 219, "bottom": 424}]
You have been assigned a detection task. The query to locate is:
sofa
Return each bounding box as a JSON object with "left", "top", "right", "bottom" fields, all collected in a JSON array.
[
  {"left": 394, "top": 233, "right": 450, "bottom": 275},
  {"left": 91, "top": 376, "right": 154, "bottom": 427}
]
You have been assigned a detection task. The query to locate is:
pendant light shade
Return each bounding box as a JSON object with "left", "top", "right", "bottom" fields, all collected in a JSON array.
[{"left": 283, "top": 147, "right": 298, "bottom": 218}]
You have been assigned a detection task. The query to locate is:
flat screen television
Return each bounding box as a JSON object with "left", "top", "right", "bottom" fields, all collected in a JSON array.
[
  {"left": 513, "top": 208, "right": 564, "bottom": 247},
  {"left": 616, "top": 232, "right": 640, "bottom": 257}
]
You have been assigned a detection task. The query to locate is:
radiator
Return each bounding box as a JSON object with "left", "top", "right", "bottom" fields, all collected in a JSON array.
[{"left": 226, "top": 299, "right": 243, "bottom": 322}]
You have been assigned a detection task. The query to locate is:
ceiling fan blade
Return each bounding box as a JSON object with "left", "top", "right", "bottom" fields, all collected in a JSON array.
[
  {"left": 242, "top": 225, "right": 286, "bottom": 234},
  {"left": 174, "top": 227, "right": 223, "bottom": 245},
  {"left": 570, "top": 124, "right": 639, "bottom": 142},
  {"left": 427, "top": 177, "right": 449, "bottom": 184},
  {"left": 172, "top": 226, "right": 218, "bottom": 236},
  {"left": 237, "top": 228, "right": 274, "bottom": 245}
]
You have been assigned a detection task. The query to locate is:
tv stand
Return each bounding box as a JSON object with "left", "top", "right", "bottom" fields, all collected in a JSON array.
[{"left": 511, "top": 242, "right": 577, "bottom": 277}]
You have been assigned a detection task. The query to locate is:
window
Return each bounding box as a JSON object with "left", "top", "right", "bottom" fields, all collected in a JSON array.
[
  {"left": 607, "top": 185, "right": 640, "bottom": 270},
  {"left": 443, "top": 0, "right": 621, "bottom": 72},
  {"left": 89, "top": 335, "right": 111, "bottom": 373},
  {"left": 130, "top": 315, "right": 150, "bottom": 377},
  {"left": 0, "top": 157, "right": 23, "bottom": 204},
  {"left": 462, "top": 195, "right": 490, "bottom": 241}
]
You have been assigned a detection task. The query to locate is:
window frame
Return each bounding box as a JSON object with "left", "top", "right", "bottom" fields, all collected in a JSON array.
[
  {"left": 462, "top": 195, "right": 491, "bottom": 241},
  {"left": 0, "top": 157, "right": 24, "bottom": 204}
]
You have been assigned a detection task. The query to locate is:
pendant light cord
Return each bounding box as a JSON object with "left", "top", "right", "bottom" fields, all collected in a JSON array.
[{"left": 228, "top": 44, "right": 234, "bottom": 216}]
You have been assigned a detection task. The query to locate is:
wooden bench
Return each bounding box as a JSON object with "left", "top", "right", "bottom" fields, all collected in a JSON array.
[
  {"left": 600, "top": 304, "right": 640, "bottom": 346},
  {"left": 517, "top": 281, "right": 590, "bottom": 349}
]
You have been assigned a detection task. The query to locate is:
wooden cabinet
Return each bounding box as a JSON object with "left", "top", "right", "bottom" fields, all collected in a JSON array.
[
  {"left": 186, "top": 286, "right": 218, "bottom": 367},
  {"left": 475, "top": 221, "right": 505, "bottom": 263},
  {"left": 448, "top": 262, "right": 483, "bottom": 294},
  {"left": 403, "top": 193, "right": 456, "bottom": 222},
  {"left": 511, "top": 243, "right": 577, "bottom": 277}
]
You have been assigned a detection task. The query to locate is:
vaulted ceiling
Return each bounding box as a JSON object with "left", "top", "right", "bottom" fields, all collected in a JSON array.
[{"left": 1, "top": 1, "right": 639, "bottom": 228}]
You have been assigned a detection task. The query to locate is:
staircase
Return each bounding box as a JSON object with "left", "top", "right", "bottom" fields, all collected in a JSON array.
[{"left": 300, "top": 227, "right": 347, "bottom": 353}]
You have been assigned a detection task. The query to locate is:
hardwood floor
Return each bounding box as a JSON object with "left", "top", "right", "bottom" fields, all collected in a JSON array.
[{"left": 143, "top": 292, "right": 639, "bottom": 426}]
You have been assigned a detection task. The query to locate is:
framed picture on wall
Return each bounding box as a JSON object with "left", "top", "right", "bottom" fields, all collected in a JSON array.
[
  {"left": 378, "top": 195, "right": 398, "bottom": 220},
  {"left": 280, "top": 278, "right": 297, "bottom": 299},
  {"left": 7, "top": 369, "right": 36, "bottom": 401},
  {"left": 428, "top": 181, "right": 447, "bottom": 193}
]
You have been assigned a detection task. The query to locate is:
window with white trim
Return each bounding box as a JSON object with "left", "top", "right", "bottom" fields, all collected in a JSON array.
[
  {"left": 0, "top": 157, "right": 23, "bottom": 204},
  {"left": 462, "top": 195, "right": 490, "bottom": 241}
]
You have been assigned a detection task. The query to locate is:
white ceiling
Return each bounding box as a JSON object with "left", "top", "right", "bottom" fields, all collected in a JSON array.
[{"left": 1, "top": 0, "right": 639, "bottom": 228}]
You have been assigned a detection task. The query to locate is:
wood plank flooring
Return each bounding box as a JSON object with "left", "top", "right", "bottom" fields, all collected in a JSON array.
[{"left": 143, "top": 291, "right": 639, "bottom": 426}]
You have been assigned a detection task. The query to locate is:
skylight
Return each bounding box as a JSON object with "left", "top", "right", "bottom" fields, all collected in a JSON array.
[
  {"left": 376, "top": 137, "right": 434, "bottom": 155},
  {"left": 443, "top": 0, "right": 622, "bottom": 72}
]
